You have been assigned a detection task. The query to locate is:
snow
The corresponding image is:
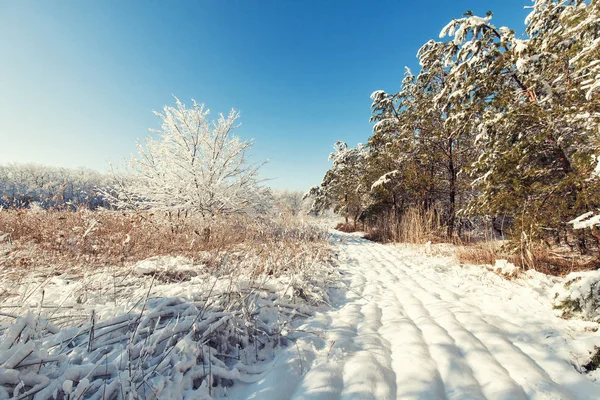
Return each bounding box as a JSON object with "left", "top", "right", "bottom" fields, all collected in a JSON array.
[
  {"left": 593, "top": 155, "right": 600, "bottom": 178},
  {"left": 133, "top": 255, "right": 197, "bottom": 275},
  {"left": 470, "top": 167, "right": 494, "bottom": 187},
  {"left": 493, "top": 259, "right": 520, "bottom": 277},
  {"left": 230, "top": 232, "right": 600, "bottom": 399},
  {"left": 0, "top": 246, "right": 334, "bottom": 399},
  {"left": 516, "top": 57, "right": 528, "bottom": 73},
  {"left": 553, "top": 270, "right": 600, "bottom": 322},
  {"left": 569, "top": 211, "right": 600, "bottom": 229},
  {"left": 62, "top": 380, "right": 73, "bottom": 394},
  {"left": 370, "top": 90, "right": 386, "bottom": 100},
  {"left": 370, "top": 170, "right": 399, "bottom": 191},
  {"left": 512, "top": 38, "right": 528, "bottom": 55},
  {"left": 372, "top": 118, "right": 399, "bottom": 133},
  {"left": 3, "top": 231, "right": 600, "bottom": 399}
]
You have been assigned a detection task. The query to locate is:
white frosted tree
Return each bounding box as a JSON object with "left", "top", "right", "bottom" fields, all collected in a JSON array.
[
  {"left": 0, "top": 163, "right": 108, "bottom": 209},
  {"left": 104, "top": 98, "right": 268, "bottom": 218},
  {"left": 273, "top": 190, "right": 308, "bottom": 217}
]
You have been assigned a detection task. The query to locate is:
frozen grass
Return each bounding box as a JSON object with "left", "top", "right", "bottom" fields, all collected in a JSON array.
[
  {"left": 0, "top": 208, "right": 326, "bottom": 269},
  {"left": 456, "top": 240, "right": 600, "bottom": 277},
  {"left": 0, "top": 209, "right": 335, "bottom": 399},
  {"left": 455, "top": 241, "right": 508, "bottom": 267},
  {"left": 363, "top": 207, "right": 446, "bottom": 244}
]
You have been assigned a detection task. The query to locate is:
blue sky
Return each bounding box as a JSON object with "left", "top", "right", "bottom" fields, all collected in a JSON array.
[{"left": 0, "top": 0, "right": 530, "bottom": 191}]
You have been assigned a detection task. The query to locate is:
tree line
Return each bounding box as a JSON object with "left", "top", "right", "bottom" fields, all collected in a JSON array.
[
  {"left": 0, "top": 164, "right": 109, "bottom": 209},
  {"left": 308, "top": 0, "right": 600, "bottom": 253}
]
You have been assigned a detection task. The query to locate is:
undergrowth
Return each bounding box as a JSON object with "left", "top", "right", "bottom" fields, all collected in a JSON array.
[
  {"left": 0, "top": 208, "right": 335, "bottom": 399},
  {"left": 456, "top": 241, "right": 600, "bottom": 277},
  {"left": 0, "top": 208, "right": 326, "bottom": 270},
  {"left": 583, "top": 346, "right": 600, "bottom": 373}
]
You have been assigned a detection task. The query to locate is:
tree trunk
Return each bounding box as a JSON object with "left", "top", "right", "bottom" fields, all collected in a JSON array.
[
  {"left": 428, "top": 165, "right": 435, "bottom": 210},
  {"left": 393, "top": 192, "right": 401, "bottom": 241},
  {"left": 344, "top": 193, "right": 349, "bottom": 225},
  {"left": 447, "top": 138, "right": 456, "bottom": 239}
]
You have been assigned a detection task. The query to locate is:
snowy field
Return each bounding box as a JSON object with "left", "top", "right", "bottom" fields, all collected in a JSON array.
[
  {"left": 2, "top": 229, "right": 600, "bottom": 399},
  {"left": 0, "top": 232, "right": 335, "bottom": 400}
]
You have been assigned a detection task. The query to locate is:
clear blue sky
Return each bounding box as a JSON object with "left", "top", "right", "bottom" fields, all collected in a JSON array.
[{"left": 0, "top": 0, "right": 530, "bottom": 191}]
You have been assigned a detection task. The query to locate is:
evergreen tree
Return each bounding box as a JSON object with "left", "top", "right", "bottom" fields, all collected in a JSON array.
[
  {"left": 313, "top": 0, "right": 600, "bottom": 253},
  {"left": 306, "top": 142, "right": 368, "bottom": 226}
]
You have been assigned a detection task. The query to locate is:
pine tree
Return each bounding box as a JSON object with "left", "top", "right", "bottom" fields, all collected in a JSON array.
[
  {"left": 306, "top": 142, "right": 368, "bottom": 226},
  {"left": 422, "top": 1, "right": 600, "bottom": 251}
]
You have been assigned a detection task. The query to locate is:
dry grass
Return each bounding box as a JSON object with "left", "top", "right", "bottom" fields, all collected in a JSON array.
[
  {"left": 524, "top": 248, "right": 600, "bottom": 276},
  {"left": 0, "top": 209, "right": 335, "bottom": 399},
  {"left": 455, "top": 240, "right": 600, "bottom": 277},
  {"left": 455, "top": 241, "right": 505, "bottom": 267},
  {"left": 0, "top": 208, "right": 336, "bottom": 399},
  {"left": 335, "top": 222, "right": 362, "bottom": 233},
  {"left": 0, "top": 208, "right": 328, "bottom": 272},
  {"left": 364, "top": 207, "right": 445, "bottom": 244},
  {"left": 397, "top": 207, "right": 443, "bottom": 244}
]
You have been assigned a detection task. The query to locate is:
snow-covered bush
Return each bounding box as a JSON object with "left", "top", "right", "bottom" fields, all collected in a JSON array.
[
  {"left": 553, "top": 271, "right": 600, "bottom": 322},
  {"left": 493, "top": 259, "right": 521, "bottom": 278},
  {"left": 104, "top": 98, "right": 269, "bottom": 218}
]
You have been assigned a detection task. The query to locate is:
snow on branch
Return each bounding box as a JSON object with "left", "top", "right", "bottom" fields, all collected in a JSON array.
[
  {"left": 371, "top": 170, "right": 400, "bottom": 192},
  {"left": 102, "top": 98, "right": 268, "bottom": 218}
]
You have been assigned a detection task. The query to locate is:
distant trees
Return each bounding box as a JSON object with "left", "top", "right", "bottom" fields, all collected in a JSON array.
[
  {"left": 273, "top": 190, "right": 310, "bottom": 217},
  {"left": 309, "top": 0, "right": 600, "bottom": 250},
  {"left": 0, "top": 164, "right": 107, "bottom": 209},
  {"left": 103, "top": 98, "right": 269, "bottom": 218}
]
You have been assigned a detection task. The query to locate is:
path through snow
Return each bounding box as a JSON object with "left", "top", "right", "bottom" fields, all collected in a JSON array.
[{"left": 228, "top": 232, "right": 600, "bottom": 400}]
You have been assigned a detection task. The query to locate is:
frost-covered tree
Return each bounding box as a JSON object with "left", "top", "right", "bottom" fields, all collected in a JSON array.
[
  {"left": 104, "top": 98, "right": 268, "bottom": 218},
  {"left": 0, "top": 163, "right": 108, "bottom": 209},
  {"left": 370, "top": 40, "right": 479, "bottom": 237},
  {"left": 436, "top": 2, "right": 600, "bottom": 248},
  {"left": 306, "top": 142, "right": 368, "bottom": 225},
  {"left": 368, "top": 71, "right": 438, "bottom": 234},
  {"left": 273, "top": 190, "right": 309, "bottom": 217}
]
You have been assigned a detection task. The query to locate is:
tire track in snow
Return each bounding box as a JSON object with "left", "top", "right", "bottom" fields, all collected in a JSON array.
[
  {"left": 357, "top": 246, "right": 447, "bottom": 399},
  {"left": 384, "top": 258, "right": 536, "bottom": 399},
  {"left": 228, "top": 232, "right": 600, "bottom": 400},
  {"left": 356, "top": 238, "right": 577, "bottom": 399},
  {"left": 331, "top": 233, "right": 597, "bottom": 400},
  {"left": 378, "top": 249, "right": 580, "bottom": 400},
  {"left": 339, "top": 301, "right": 396, "bottom": 400},
  {"left": 378, "top": 290, "right": 447, "bottom": 399}
]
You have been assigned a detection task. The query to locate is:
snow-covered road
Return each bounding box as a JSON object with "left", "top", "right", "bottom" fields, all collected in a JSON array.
[{"left": 228, "top": 232, "right": 600, "bottom": 400}]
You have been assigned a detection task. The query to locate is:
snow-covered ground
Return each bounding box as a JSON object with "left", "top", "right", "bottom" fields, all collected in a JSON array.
[
  {"left": 229, "top": 232, "right": 600, "bottom": 400},
  {"left": 0, "top": 247, "right": 334, "bottom": 399},
  {"left": 2, "top": 230, "right": 600, "bottom": 399}
]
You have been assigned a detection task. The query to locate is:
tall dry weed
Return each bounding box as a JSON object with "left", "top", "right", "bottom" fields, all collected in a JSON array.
[{"left": 365, "top": 206, "right": 444, "bottom": 244}]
